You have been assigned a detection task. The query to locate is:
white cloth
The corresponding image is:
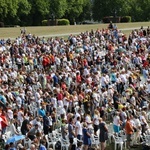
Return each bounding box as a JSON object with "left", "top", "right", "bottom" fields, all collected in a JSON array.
[
  {"left": 7, "top": 109, "right": 13, "bottom": 120},
  {"left": 75, "top": 121, "right": 83, "bottom": 135},
  {"left": 113, "top": 116, "right": 120, "bottom": 126},
  {"left": 93, "top": 114, "right": 99, "bottom": 125}
]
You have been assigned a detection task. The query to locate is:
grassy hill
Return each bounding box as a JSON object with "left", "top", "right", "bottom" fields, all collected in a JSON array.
[{"left": 0, "top": 22, "right": 149, "bottom": 39}]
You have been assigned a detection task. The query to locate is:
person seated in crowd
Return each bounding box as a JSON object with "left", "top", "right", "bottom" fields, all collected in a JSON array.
[{"left": 27, "top": 124, "right": 39, "bottom": 141}]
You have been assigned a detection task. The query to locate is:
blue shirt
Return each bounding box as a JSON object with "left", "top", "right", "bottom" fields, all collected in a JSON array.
[
  {"left": 9, "top": 148, "right": 17, "bottom": 150},
  {"left": 38, "top": 109, "right": 46, "bottom": 117},
  {"left": 53, "top": 75, "right": 58, "bottom": 84},
  {"left": 110, "top": 73, "right": 116, "bottom": 82},
  {"left": 39, "top": 144, "right": 47, "bottom": 150},
  {"left": 0, "top": 94, "right": 6, "bottom": 105}
]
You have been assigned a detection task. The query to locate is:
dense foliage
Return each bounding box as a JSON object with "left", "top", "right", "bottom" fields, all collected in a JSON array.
[
  {"left": 92, "top": 0, "right": 150, "bottom": 22},
  {"left": 0, "top": 0, "right": 149, "bottom": 26}
]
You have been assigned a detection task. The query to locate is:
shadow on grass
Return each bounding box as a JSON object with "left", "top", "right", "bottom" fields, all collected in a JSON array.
[{"left": 106, "top": 142, "right": 142, "bottom": 150}]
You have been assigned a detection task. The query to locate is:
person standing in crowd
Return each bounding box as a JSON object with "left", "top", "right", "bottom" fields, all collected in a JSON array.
[
  {"left": 75, "top": 116, "right": 82, "bottom": 140},
  {"left": 125, "top": 116, "right": 134, "bottom": 149},
  {"left": 113, "top": 91, "right": 120, "bottom": 110},
  {"left": 38, "top": 104, "right": 46, "bottom": 117},
  {"left": 140, "top": 111, "right": 148, "bottom": 135},
  {"left": 61, "top": 119, "right": 68, "bottom": 139},
  {"left": 82, "top": 122, "right": 91, "bottom": 150},
  {"left": 113, "top": 111, "right": 121, "bottom": 134},
  {"left": 21, "top": 119, "right": 30, "bottom": 135},
  {"left": 43, "top": 112, "right": 51, "bottom": 135},
  {"left": 99, "top": 118, "right": 108, "bottom": 150},
  {"left": 93, "top": 110, "right": 100, "bottom": 135},
  {"left": 120, "top": 107, "right": 127, "bottom": 129},
  {"left": 68, "top": 117, "right": 76, "bottom": 150},
  {"left": 85, "top": 110, "right": 93, "bottom": 134},
  {"left": 0, "top": 110, "right": 8, "bottom": 134}
]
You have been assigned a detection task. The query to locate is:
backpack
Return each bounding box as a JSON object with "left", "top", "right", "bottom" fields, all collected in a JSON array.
[{"left": 55, "top": 141, "right": 61, "bottom": 150}]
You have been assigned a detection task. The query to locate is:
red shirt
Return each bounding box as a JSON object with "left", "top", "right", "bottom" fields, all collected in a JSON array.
[
  {"left": 76, "top": 75, "right": 81, "bottom": 83},
  {"left": 0, "top": 115, "right": 8, "bottom": 129},
  {"left": 61, "top": 83, "right": 67, "bottom": 90},
  {"left": 125, "top": 120, "right": 133, "bottom": 135},
  {"left": 57, "top": 93, "right": 63, "bottom": 101}
]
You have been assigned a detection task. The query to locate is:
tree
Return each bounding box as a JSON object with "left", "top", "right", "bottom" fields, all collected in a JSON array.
[
  {"left": 0, "top": 0, "right": 18, "bottom": 24},
  {"left": 65, "top": 0, "right": 84, "bottom": 24},
  {"left": 140, "top": 0, "right": 150, "bottom": 21},
  {"left": 77, "top": 0, "right": 92, "bottom": 23},
  {"left": 124, "top": 0, "right": 150, "bottom": 22},
  {"left": 92, "top": 0, "right": 109, "bottom": 21},
  {"left": 92, "top": 0, "right": 129, "bottom": 21},
  {"left": 49, "top": 0, "right": 67, "bottom": 19},
  {"left": 28, "top": 0, "right": 50, "bottom": 25},
  {"left": 129, "top": 0, "right": 150, "bottom": 21},
  {"left": 17, "top": 0, "right": 31, "bottom": 26},
  {"left": 0, "top": 0, "right": 8, "bottom": 21}
]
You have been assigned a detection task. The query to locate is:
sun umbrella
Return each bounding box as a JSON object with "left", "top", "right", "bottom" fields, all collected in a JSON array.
[
  {"left": 115, "top": 48, "right": 126, "bottom": 53},
  {"left": 6, "top": 135, "right": 25, "bottom": 144}
]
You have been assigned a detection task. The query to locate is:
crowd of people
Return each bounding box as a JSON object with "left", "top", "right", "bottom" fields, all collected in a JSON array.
[{"left": 0, "top": 24, "right": 150, "bottom": 150}]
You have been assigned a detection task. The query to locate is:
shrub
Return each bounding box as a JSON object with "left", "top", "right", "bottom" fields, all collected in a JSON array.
[
  {"left": 120, "top": 16, "right": 131, "bottom": 23},
  {"left": 0, "top": 22, "right": 4, "bottom": 27},
  {"left": 102, "top": 16, "right": 113, "bottom": 23},
  {"left": 103, "top": 16, "right": 121, "bottom": 23},
  {"left": 42, "top": 20, "right": 48, "bottom": 26},
  {"left": 57, "top": 19, "right": 70, "bottom": 25}
]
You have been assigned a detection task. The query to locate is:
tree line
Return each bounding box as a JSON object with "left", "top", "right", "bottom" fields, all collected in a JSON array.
[{"left": 0, "top": 0, "right": 149, "bottom": 26}]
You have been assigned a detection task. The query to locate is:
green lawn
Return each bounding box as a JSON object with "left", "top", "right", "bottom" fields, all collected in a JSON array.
[{"left": 0, "top": 22, "right": 149, "bottom": 39}]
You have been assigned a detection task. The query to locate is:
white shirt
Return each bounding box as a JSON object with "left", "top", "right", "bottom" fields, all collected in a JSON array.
[
  {"left": 147, "top": 83, "right": 150, "bottom": 93},
  {"left": 113, "top": 115, "right": 120, "bottom": 126},
  {"left": 2, "top": 74, "right": 8, "bottom": 82},
  {"left": 63, "top": 97, "right": 69, "bottom": 108},
  {"left": 75, "top": 121, "right": 82, "bottom": 135},
  {"left": 51, "top": 97, "right": 57, "bottom": 108},
  {"left": 93, "top": 114, "right": 99, "bottom": 125},
  {"left": 130, "top": 119, "right": 135, "bottom": 127},
  {"left": 16, "top": 96, "right": 22, "bottom": 108},
  {"left": 101, "top": 76, "right": 107, "bottom": 87},
  {"left": 75, "top": 113, "right": 81, "bottom": 122},
  {"left": 30, "top": 119, "right": 43, "bottom": 132},
  {"left": 10, "top": 71, "right": 17, "bottom": 79},
  {"left": 83, "top": 68, "right": 90, "bottom": 77},
  {"left": 120, "top": 74, "right": 127, "bottom": 83},
  {"left": 134, "top": 118, "right": 141, "bottom": 128},
  {"left": 17, "top": 110, "right": 24, "bottom": 123},
  {"left": 7, "top": 109, "right": 13, "bottom": 119},
  {"left": 85, "top": 115, "right": 93, "bottom": 129},
  {"left": 48, "top": 116, "right": 52, "bottom": 126},
  {"left": 140, "top": 115, "right": 147, "bottom": 125},
  {"left": 130, "top": 96, "right": 136, "bottom": 106}
]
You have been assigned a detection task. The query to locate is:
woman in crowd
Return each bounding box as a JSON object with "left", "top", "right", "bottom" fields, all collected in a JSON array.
[
  {"left": 99, "top": 117, "right": 108, "bottom": 150},
  {"left": 82, "top": 122, "right": 91, "bottom": 150}
]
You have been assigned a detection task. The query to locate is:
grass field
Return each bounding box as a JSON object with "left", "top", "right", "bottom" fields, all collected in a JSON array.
[{"left": 0, "top": 22, "right": 149, "bottom": 39}]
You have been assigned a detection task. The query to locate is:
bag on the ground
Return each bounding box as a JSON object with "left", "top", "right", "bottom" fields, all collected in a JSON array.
[
  {"left": 142, "top": 144, "right": 150, "bottom": 150},
  {"left": 72, "top": 144, "right": 76, "bottom": 150},
  {"left": 55, "top": 141, "right": 61, "bottom": 150}
]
